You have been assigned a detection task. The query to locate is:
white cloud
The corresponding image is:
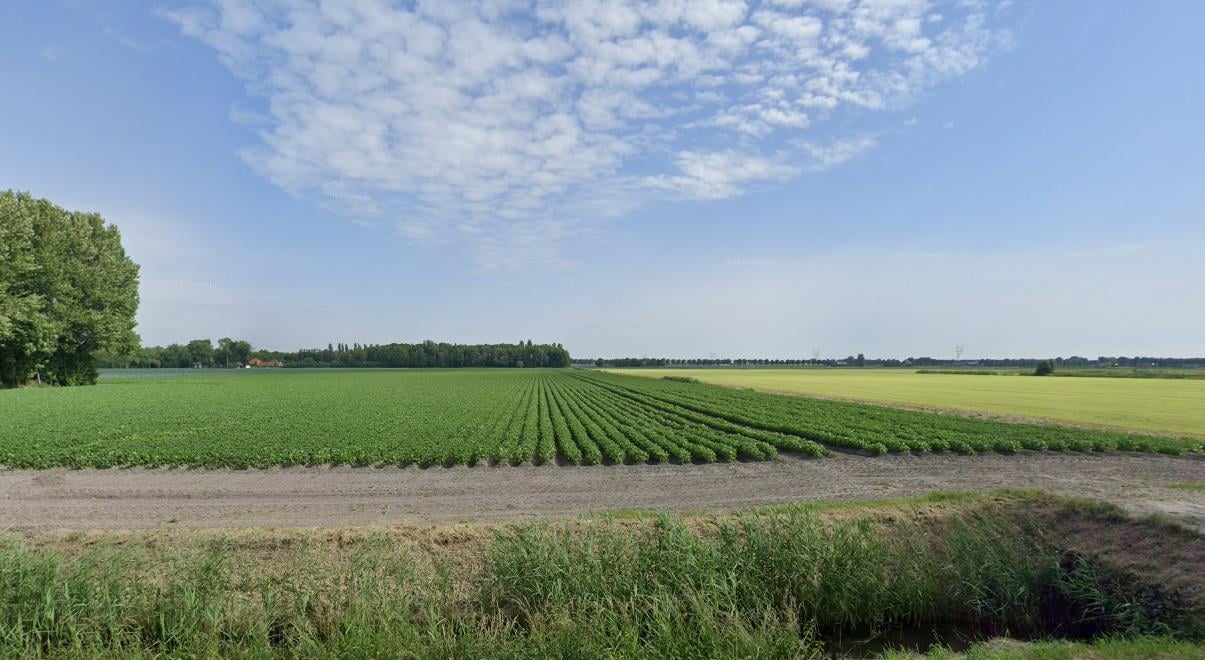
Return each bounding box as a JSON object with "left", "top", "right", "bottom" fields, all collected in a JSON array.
[
  {"left": 39, "top": 46, "right": 68, "bottom": 62},
  {"left": 796, "top": 134, "right": 879, "bottom": 171},
  {"left": 160, "top": 0, "right": 1010, "bottom": 263},
  {"left": 646, "top": 150, "right": 798, "bottom": 199}
]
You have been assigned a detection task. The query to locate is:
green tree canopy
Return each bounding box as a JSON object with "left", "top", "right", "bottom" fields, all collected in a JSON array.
[
  {"left": 187, "top": 339, "right": 214, "bottom": 367},
  {"left": 0, "top": 191, "right": 140, "bottom": 387},
  {"left": 214, "top": 337, "right": 253, "bottom": 367}
]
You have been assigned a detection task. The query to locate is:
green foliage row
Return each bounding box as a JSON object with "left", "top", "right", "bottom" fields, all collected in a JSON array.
[
  {"left": 575, "top": 371, "right": 1205, "bottom": 455},
  {"left": 0, "top": 369, "right": 824, "bottom": 468},
  {"left": 99, "top": 339, "right": 573, "bottom": 370},
  {"left": 1, "top": 368, "right": 1197, "bottom": 469},
  {"left": 96, "top": 337, "right": 254, "bottom": 369},
  {"left": 268, "top": 339, "right": 572, "bottom": 369}
]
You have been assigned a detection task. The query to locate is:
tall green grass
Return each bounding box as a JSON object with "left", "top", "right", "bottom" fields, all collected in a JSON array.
[
  {"left": 484, "top": 510, "right": 1191, "bottom": 644},
  {"left": 0, "top": 508, "right": 1198, "bottom": 657}
]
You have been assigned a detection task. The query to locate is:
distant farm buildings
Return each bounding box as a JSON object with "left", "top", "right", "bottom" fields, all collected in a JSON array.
[{"left": 246, "top": 358, "right": 282, "bottom": 368}]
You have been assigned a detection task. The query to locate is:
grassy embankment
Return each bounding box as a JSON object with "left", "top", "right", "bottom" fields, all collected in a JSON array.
[
  {"left": 607, "top": 367, "right": 1205, "bottom": 438},
  {"left": 1, "top": 492, "right": 1201, "bottom": 657}
]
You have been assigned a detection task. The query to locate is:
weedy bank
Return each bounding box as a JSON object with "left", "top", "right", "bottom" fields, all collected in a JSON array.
[{"left": 1, "top": 491, "right": 1201, "bottom": 657}]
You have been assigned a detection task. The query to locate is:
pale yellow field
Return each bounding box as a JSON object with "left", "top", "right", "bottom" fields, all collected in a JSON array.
[{"left": 604, "top": 368, "right": 1205, "bottom": 437}]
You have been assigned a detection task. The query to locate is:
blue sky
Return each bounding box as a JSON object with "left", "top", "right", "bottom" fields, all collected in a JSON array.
[{"left": 3, "top": 0, "right": 1203, "bottom": 359}]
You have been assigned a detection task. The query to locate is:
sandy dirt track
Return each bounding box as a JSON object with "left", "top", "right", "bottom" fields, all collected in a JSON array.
[{"left": 2, "top": 453, "right": 1203, "bottom": 531}]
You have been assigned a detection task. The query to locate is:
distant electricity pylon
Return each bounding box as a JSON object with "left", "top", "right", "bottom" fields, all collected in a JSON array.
[
  {"left": 955, "top": 344, "right": 965, "bottom": 361},
  {"left": 812, "top": 349, "right": 820, "bottom": 362}
]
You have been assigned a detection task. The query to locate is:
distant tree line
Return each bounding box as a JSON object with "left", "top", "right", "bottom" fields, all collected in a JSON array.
[
  {"left": 587, "top": 355, "right": 1205, "bottom": 368},
  {"left": 1034, "top": 359, "right": 1057, "bottom": 376},
  {"left": 274, "top": 340, "right": 570, "bottom": 368},
  {"left": 96, "top": 338, "right": 253, "bottom": 369},
  {"left": 588, "top": 355, "right": 881, "bottom": 368},
  {"left": 98, "top": 339, "right": 571, "bottom": 369}
]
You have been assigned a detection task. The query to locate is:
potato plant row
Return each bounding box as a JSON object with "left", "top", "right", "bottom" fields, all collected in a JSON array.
[
  {"left": 574, "top": 371, "right": 1203, "bottom": 455},
  {"left": 3, "top": 368, "right": 1194, "bottom": 469},
  {"left": 0, "top": 369, "right": 825, "bottom": 469},
  {"left": 536, "top": 371, "right": 827, "bottom": 463}
]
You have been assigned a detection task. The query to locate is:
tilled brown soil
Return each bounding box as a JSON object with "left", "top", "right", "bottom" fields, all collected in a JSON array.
[{"left": 1, "top": 452, "right": 1202, "bottom": 531}]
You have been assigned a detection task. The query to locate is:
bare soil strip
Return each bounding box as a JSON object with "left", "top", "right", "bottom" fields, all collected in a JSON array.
[{"left": 1, "top": 453, "right": 1202, "bottom": 531}]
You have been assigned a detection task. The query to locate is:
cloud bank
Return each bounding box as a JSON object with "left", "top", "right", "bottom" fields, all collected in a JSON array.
[{"left": 162, "top": 0, "right": 1009, "bottom": 263}]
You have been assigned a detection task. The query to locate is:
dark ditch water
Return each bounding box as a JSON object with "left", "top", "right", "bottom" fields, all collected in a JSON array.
[
  {"left": 823, "top": 618, "right": 1107, "bottom": 658},
  {"left": 822, "top": 622, "right": 989, "bottom": 656},
  {"left": 818, "top": 551, "right": 1196, "bottom": 657}
]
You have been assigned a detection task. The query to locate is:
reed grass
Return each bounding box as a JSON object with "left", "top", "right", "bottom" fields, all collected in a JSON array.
[{"left": 0, "top": 502, "right": 1198, "bottom": 657}]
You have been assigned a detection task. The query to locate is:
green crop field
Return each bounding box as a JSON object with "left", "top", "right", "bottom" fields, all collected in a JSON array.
[
  {"left": 0, "top": 369, "right": 1198, "bottom": 469},
  {"left": 606, "top": 368, "right": 1205, "bottom": 438}
]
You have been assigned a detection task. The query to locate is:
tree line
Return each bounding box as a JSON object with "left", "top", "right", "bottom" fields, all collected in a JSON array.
[
  {"left": 98, "top": 339, "right": 572, "bottom": 369},
  {"left": 95, "top": 338, "right": 253, "bottom": 369},
  {"left": 1, "top": 192, "right": 140, "bottom": 387},
  {"left": 590, "top": 355, "right": 872, "bottom": 368},
  {"left": 3, "top": 190, "right": 569, "bottom": 384},
  {"left": 587, "top": 355, "right": 1205, "bottom": 368}
]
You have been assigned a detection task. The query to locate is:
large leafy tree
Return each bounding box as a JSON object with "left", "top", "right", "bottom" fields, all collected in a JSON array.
[
  {"left": 187, "top": 339, "right": 214, "bottom": 367},
  {"left": 232, "top": 340, "right": 252, "bottom": 365},
  {"left": 0, "top": 191, "right": 140, "bottom": 387},
  {"left": 216, "top": 337, "right": 252, "bottom": 366}
]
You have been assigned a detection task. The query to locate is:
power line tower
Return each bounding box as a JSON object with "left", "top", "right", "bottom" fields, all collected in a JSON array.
[
  {"left": 955, "top": 344, "right": 965, "bottom": 362},
  {"left": 811, "top": 349, "right": 820, "bottom": 364}
]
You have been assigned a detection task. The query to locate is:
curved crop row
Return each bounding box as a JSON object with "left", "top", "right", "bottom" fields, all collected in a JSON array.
[
  {"left": 578, "top": 371, "right": 1202, "bottom": 456},
  {"left": 554, "top": 371, "right": 775, "bottom": 461},
  {"left": 5, "top": 368, "right": 1188, "bottom": 469},
  {"left": 567, "top": 372, "right": 828, "bottom": 457}
]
